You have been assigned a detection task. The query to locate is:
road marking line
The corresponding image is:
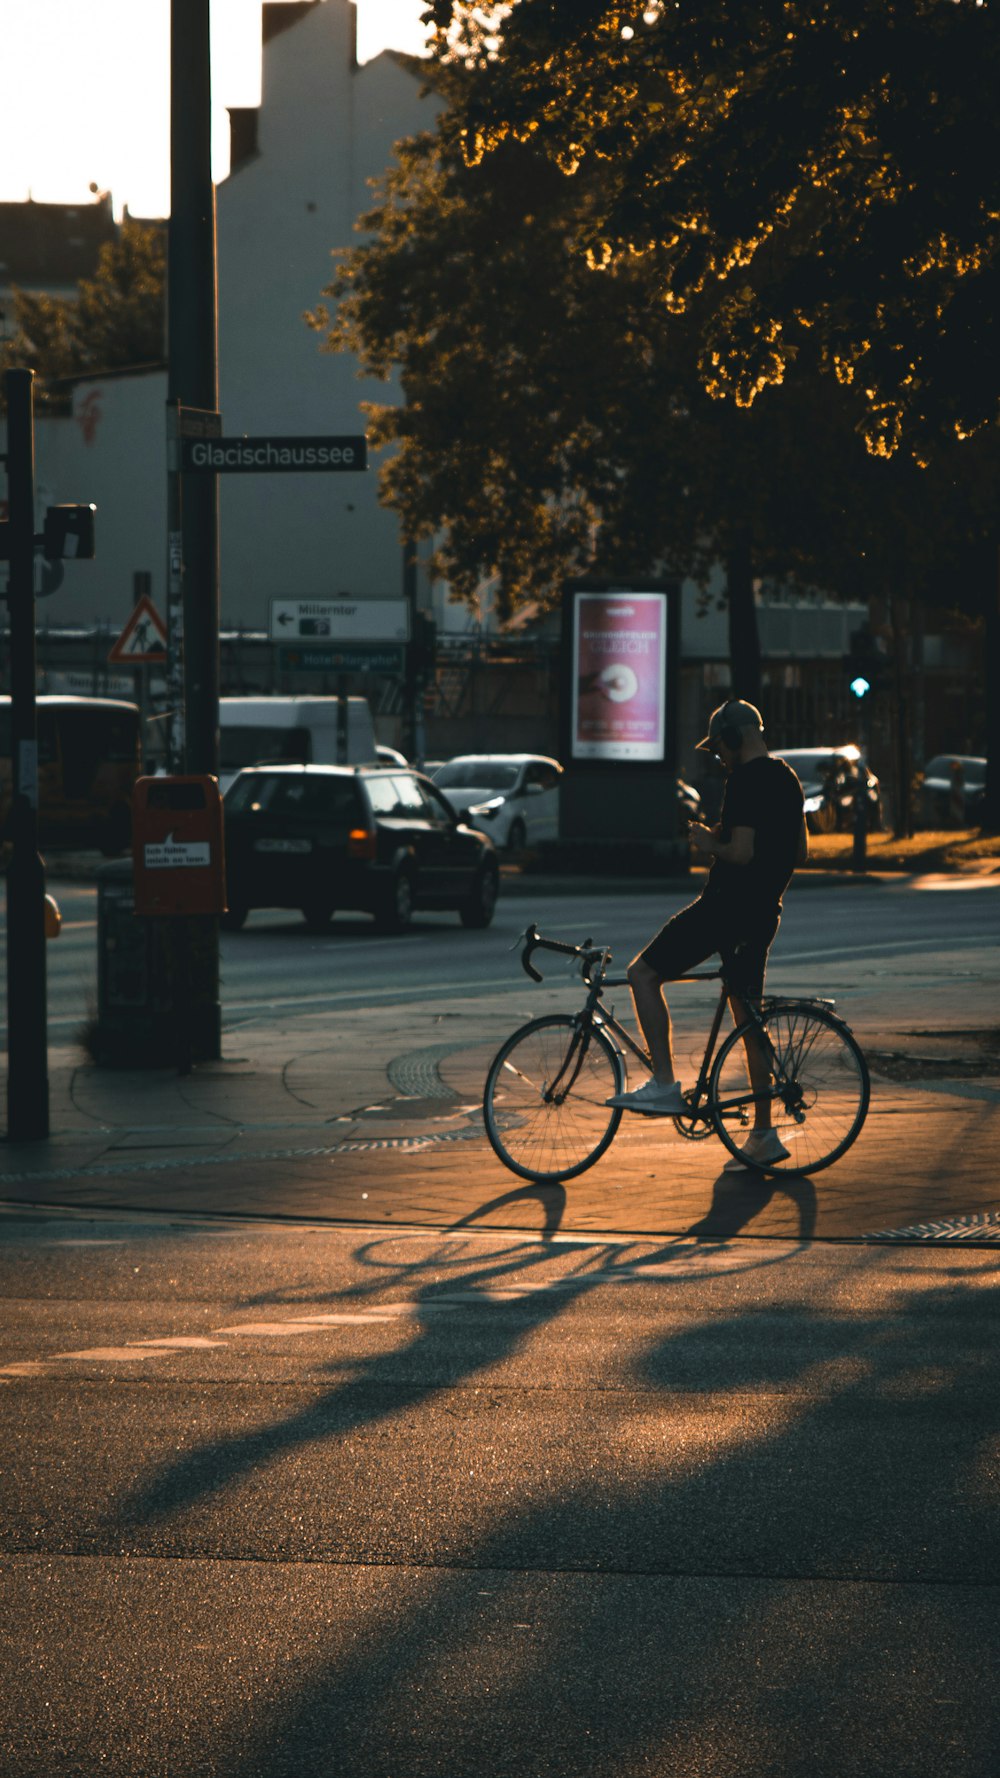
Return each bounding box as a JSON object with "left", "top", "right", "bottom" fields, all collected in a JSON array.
[
  {"left": 52, "top": 1346, "right": 188, "bottom": 1362},
  {"left": 130, "top": 1336, "right": 228, "bottom": 1350}
]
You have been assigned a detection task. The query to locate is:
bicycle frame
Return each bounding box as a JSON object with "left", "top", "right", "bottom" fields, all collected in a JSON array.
[
  {"left": 589, "top": 971, "right": 760, "bottom": 1130},
  {"left": 519, "top": 923, "right": 806, "bottom": 1130},
  {"left": 489, "top": 925, "right": 869, "bottom": 1183}
]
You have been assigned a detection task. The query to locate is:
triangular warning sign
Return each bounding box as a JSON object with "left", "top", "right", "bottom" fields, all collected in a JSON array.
[{"left": 109, "top": 593, "right": 168, "bottom": 665}]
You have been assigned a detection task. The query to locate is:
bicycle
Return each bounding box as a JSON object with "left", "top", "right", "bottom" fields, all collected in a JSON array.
[{"left": 483, "top": 924, "right": 871, "bottom": 1184}]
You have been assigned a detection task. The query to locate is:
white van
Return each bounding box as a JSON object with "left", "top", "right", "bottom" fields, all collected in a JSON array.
[{"left": 218, "top": 696, "right": 378, "bottom": 795}]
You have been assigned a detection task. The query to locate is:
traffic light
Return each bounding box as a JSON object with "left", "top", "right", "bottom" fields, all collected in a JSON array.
[{"left": 844, "top": 625, "right": 890, "bottom": 700}]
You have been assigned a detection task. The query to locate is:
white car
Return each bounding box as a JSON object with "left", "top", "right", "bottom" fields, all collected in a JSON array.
[
  {"left": 432, "top": 753, "right": 563, "bottom": 851},
  {"left": 375, "top": 744, "right": 409, "bottom": 768},
  {"left": 773, "top": 745, "right": 882, "bottom": 833}
]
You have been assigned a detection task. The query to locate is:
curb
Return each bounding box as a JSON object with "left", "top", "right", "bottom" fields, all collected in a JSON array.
[
  {"left": 45, "top": 858, "right": 902, "bottom": 896},
  {"left": 499, "top": 868, "right": 904, "bottom": 896},
  {"left": 40, "top": 858, "right": 993, "bottom": 896}
]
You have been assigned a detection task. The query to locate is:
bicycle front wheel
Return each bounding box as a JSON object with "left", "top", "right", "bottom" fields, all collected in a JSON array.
[
  {"left": 709, "top": 1001, "right": 871, "bottom": 1176},
  {"left": 483, "top": 1014, "right": 625, "bottom": 1183}
]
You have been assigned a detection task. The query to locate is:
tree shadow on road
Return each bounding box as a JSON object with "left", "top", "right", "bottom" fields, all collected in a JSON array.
[
  {"left": 94, "top": 1202, "right": 1000, "bottom": 1777},
  {"left": 182, "top": 1252, "right": 1000, "bottom": 1778},
  {"left": 106, "top": 1220, "right": 805, "bottom": 1538}
]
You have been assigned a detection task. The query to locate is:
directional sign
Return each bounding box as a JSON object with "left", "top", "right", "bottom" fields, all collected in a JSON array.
[
  {"left": 279, "top": 644, "right": 406, "bottom": 676},
  {"left": 181, "top": 435, "right": 367, "bottom": 474},
  {"left": 270, "top": 598, "right": 408, "bottom": 643},
  {"left": 108, "top": 592, "right": 168, "bottom": 665}
]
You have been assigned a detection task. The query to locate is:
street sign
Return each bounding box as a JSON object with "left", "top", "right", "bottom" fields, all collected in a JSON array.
[
  {"left": 181, "top": 435, "right": 367, "bottom": 474},
  {"left": 177, "top": 406, "right": 222, "bottom": 438},
  {"left": 108, "top": 592, "right": 168, "bottom": 665},
  {"left": 279, "top": 644, "right": 406, "bottom": 676},
  {"left": 269, "top": 598, "right": 409, "bottom": 643}
]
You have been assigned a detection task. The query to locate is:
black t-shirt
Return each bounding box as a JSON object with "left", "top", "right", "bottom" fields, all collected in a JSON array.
[{"left": 702, "top": 754, "right": 804, "bottom": 926}]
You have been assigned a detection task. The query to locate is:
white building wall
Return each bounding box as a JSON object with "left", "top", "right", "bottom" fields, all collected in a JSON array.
[
  {"left": 0, "top": 369, "right": 166, "bottom": 632},
  {"left": 216, "top": 0, "right": 437, "bottom": 627},
  {"left": 1, "top": 1, "right": 437, "bottom": 639}
]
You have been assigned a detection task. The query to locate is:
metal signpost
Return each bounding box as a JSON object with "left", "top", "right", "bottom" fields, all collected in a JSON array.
[
  {"left": 1, "top": 368, "right": 96, "bottom": 1138},
  {"left": 165, "top": 404, "right": 221, "bottom": 772},
  {"left": 1, "top": 371, "right": 48, "bottom": 1139}
]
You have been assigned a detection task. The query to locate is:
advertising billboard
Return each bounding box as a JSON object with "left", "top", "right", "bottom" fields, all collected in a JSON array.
[{"left": 570, "top": 590, "right": 668, "bottom": 761}]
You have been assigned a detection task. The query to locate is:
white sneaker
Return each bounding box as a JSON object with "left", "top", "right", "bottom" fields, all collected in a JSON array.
[
  {"left": 723, "top": 1129, "right": 791, "bottom": 1171},
  {"left": 605, "top": 1078, "right": 685, "bottom": 1116}
]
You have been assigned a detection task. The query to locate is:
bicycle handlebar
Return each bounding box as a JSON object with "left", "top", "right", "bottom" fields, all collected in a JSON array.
[{"left": 519, "top": 923, "right": 607, "bottom": 985}]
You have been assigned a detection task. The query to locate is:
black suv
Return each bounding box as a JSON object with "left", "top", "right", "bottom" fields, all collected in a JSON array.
[{"left": 222, "top": 764, "right": 500, "bottom": 932}]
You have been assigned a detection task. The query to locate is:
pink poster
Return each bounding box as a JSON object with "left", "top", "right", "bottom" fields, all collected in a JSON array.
[{"left": 571, "top": 591, "right": 667, "bottom": 761}]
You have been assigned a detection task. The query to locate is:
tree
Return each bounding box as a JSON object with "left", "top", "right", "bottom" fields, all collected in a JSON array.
[
  {"left": 315, "top": 117, "right": 987, "bottom": 668},
  {"left": 425, "top": 0, "right": 1000, "bottom": 465},
  {"left": 324, "top": 3, "right": 999, "bottom": 824},
  {"left": 0, "top": 220, "right": 165, "bottom": 409}
]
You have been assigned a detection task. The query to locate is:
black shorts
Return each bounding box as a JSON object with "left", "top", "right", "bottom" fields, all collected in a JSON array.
[{"left": 640, "top": 896, "right": 779, "bottom": 999}]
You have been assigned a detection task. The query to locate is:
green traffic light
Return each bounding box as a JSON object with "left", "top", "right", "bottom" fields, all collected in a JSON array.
[{"left": 850, "top": 675, "right": 871, "bottom": 699}]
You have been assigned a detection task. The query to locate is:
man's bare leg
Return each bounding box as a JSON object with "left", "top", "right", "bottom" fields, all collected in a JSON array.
[
  {"left": 729, "top": 991, "right": 772, "bottom": 1132},
  {"left": 627, "top": 956, "right": 677, "bottom": 1084}
]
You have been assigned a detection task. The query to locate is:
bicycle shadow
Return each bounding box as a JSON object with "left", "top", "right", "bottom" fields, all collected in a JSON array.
[
  {"left": 442, "top": 1162, "right": 815, "bottom": 1243},
  {"left": 448, "top": 1180, "right": 568, "bottom": 1236},
  {"left": 106, "top": 1222, "right": 797, "bottom": 1538},
  {"left": 687, "top": 1164, "right": 817, "bottom": 1240}
]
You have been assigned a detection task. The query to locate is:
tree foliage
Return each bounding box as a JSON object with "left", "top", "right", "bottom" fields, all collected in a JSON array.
[
  {"left": 314, "top": 106, "right": 994, "bottom": 627},
  {"left": 0, "top": 220, "right": 165, "bottom": 407},
  {"left": 424, "top": 0, "right": 1000, "bottom": 463}
]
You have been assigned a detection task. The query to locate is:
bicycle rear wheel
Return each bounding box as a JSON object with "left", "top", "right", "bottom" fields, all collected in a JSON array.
[
  {"left": 708, "top": 1000, "right": 870, "bottom": 1176},
  {"left": 483, "top": 1014, "right": 625, "bottom": 1183}
]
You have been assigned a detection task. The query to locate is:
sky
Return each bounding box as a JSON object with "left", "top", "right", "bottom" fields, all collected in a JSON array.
[{"left": 0, "top": 0, "right": 431, "bottom": 220}]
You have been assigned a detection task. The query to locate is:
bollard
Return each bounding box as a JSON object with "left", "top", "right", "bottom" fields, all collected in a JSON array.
[{"left": 851, "top": 789, "right": 868, "bottom": 873}]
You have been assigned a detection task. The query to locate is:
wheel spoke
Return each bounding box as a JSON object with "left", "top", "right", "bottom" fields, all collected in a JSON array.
[
  {"left": 484, "top": 1015, "right": 624, "bottom": 1183},
  {"left": 709, "top": 1002, "right": 870, "bottom": 1176}
]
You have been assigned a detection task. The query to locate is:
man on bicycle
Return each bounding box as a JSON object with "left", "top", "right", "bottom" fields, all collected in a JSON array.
[{"left": 606, "top": 698, "right": 806, "bottom": 1169}]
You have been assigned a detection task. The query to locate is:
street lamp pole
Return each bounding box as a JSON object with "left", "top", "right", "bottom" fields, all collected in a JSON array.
[
  {"left": 167, "top": 0, "right": 222, "bottom": 1061},
  {"left": 169, "top": 0, "right": 220, "bottom": 780}
]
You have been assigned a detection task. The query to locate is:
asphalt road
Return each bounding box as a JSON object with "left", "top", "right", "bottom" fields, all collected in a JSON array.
[
  {"left": 33, "top": 873, "right": 1000, "bottom": 1040},
  {"left": 3, "top": 1216, "right": 1000, "bottom": 1777},
  {"left": 2, "top": 876, "right": 999, "bottom": 1774}
]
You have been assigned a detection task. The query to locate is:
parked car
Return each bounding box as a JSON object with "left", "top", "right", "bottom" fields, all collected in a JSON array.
[
  {"left": 772, "top": 746, "right": 882, "bottom": 833},
  {"left": 375, "top": 743, "right": 409, "bottom": 768},
  {"left": 916, "top": 754, "right": 986, "bottom": 827},
  {"left": 432, "top": 754, "right": 563, "bottom": 851},
  {"left": 222, "top": 764, "right": 499, "bottom": 932}
]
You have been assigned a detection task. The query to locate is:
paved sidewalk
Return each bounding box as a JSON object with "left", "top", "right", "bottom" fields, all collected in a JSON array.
[{"left": 2, "top": 945, "right": 997, "bottom": 1243}]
